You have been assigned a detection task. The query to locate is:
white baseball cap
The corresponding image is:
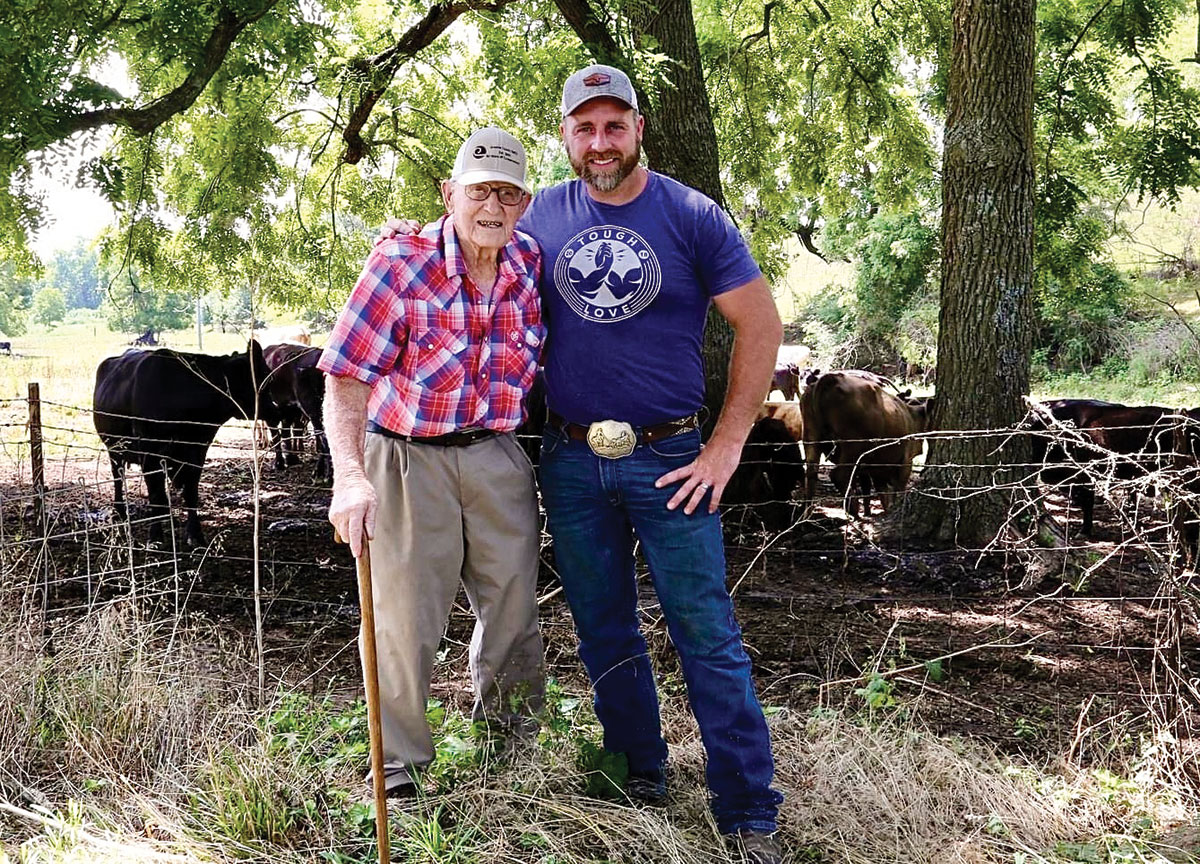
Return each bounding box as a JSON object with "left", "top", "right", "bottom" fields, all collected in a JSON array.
[
  {"left": 451, "top": 127, "right": 529, "bottom": 194},
  {"left": 560, "top": 64, "right": 639, "bottom": 117}
]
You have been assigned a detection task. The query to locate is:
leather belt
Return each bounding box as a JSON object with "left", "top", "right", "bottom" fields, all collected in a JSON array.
[
  {"left": 547, "top": 411, "right": 699, "bottom": 447},
  {"left": 368, "top": 421, "right": 497, "bottom": 447}
]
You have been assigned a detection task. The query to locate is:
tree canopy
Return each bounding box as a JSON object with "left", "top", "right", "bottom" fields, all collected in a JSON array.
[{"left": 2, "top": 0, "right": 1199, "bottom": 337}]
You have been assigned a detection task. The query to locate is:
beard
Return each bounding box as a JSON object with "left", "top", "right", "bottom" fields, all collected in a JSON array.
[{"left": 571, "top": 142, "right": 641, "bottom": 193}]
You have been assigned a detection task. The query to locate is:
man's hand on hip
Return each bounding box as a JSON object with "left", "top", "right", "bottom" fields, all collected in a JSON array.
[
  {"left": 329, "top": 472, "right": 378, "bottom": 558},
  {"left": 655, "top": 436, "right": 743, "bottom": 515}
]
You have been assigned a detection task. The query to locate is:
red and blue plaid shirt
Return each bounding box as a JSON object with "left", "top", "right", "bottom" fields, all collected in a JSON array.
[{"left": 319, "top": 215, "right": 545, "bottom": 436}]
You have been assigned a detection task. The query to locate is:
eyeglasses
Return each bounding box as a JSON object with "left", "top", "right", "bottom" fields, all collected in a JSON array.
[{"left": 462, "top": 183, "right": 525, "bottom": 206}]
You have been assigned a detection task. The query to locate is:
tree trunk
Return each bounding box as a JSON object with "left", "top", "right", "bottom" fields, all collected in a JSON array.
[
  {"left": 635, "top": 0, "right": 733, "bottom": 429},
  {"left": 634, "top": 0, "right": 725, "bottom": 209},
  {"left": 902, "top": 0, "right": 1036, "bottom": 546}
]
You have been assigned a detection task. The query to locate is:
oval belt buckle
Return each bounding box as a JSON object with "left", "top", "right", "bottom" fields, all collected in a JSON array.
[{"left": 586, "top": 420, "right": 637, "bottom": 459}]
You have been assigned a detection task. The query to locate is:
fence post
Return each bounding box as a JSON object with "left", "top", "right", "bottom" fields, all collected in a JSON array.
[{"left": 28, "top": 381, "right": 44, "bottom": 534}]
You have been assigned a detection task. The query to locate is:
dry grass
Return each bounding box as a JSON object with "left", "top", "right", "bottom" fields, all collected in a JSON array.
[
  {"left": 2, "top": 598, "right": 1197, "bottom": 864},
  {"left": 2, "top": 314, "right": 1199, "bottom": 863}
]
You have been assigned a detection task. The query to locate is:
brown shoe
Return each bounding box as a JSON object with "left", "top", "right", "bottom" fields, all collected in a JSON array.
[{"left": 732, "top": 829, "right": 782, "bottom": 864}]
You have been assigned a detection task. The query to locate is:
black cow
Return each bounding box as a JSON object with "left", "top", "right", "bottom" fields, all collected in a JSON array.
[
  {"left": 724, "top": 415, "right": 805, "bottom": 531},
  {"left": 131, "top": 329, "right": 157, "bottom": 346},
  {"left": 93, "top": 342, "right": 277, "bottom": 546},
  {"left": 1029, "top": 398, "right": 1199, "bottom": 535},
  {"left": 263, "top": 343, "right": 329, "bottom": 479},
  {"left": 0, "top": 341, "right": 10, "bottom": 355},
  {"left": 515, "top": 368, "right": 547, "bottom": 467}
]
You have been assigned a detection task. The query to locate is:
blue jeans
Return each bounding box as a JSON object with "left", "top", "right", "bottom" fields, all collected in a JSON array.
[{"left": 540, "top": 425, "right": 782, "bottom": 834}]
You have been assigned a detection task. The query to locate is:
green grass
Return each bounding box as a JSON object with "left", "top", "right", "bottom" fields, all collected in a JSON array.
[
  {"left": 1032, "top": 276, "right": 1200, "bottom": 407},
  {"left": 5, "top": 606, "right": 1197, "bottom": 864},
  {"left": 1032, "top": 373, "right": 1200, "bottom": 408},
  {"left": 774, "top": 237, "right": 855, "bottom": 322}
]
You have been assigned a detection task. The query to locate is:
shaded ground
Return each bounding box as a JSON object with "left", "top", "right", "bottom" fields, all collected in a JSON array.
[{"left": 2, "top": 433, "right": 1196, "bottom": 769}]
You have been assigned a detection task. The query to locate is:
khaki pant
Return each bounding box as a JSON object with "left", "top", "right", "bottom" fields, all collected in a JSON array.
[{"left": 363, "top": 431, "right": 544, "bottom": 790}]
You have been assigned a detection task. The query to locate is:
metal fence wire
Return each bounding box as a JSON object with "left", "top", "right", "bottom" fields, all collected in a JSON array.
[{"left": 1, "top": 381, "right": 1198, "bottom": 782}]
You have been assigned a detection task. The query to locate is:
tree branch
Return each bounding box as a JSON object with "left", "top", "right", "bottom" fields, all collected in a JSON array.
[
  {"left": 550, "top": 0, "right": 625, "bottom": 66},
  {"left": 1145, "top": 291, "right": 1200, "bottom": 356},
  {"left": 1187, "top": 0, "right": 1200, "bottom": 62},
  {"left": 1042, "top": 0, "right": 1112, "bottom": 181},
  {"left": 340, "top": 0, "right": 520, "bottom": 164},
  {"left": 794, "top": 220, "right": 828, "bottom": 261},
  {"left": 50, "top": 1, "right": 279, "bottom": 141},
  {"left": 740, "top": 1, "right": 780, "bottom": 51},
  {"left": 805, "top": 0, "right": 882, "bottom": 89}
]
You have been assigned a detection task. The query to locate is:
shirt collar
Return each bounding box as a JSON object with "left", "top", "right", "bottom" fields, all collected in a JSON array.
[{"left": 439, "top": 214, "right": 532, "bottom": 294}]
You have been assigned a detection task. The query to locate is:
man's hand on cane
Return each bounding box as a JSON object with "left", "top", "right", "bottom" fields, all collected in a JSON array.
[{"left": 329, "top": 472, "right": 377, "bottom": 558}]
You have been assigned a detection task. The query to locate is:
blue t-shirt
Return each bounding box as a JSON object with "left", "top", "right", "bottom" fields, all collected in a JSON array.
[{"left": 519, "top": 171, "right": 762, "bottom": 426}]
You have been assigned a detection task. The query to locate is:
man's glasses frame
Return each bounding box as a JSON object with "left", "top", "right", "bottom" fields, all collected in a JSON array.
[{"left": 462, "top": 183, "right": 525, "bottom": 206}]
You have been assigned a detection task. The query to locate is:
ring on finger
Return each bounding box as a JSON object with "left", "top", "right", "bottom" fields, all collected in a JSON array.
[{"left": 698, "top": 482, "right": 711, "bottom": 490}]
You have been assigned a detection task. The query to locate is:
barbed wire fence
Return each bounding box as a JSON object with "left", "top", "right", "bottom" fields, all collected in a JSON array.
[{"left": 0, "top": 381, "right": 1198, "bottom": 786}]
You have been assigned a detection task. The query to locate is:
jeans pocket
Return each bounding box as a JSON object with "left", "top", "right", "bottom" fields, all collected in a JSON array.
[
  {"left": 540, "top": 426, "right": 567, "bottom": 460},
  {"left": 648, "top": 429, "right": 702, "bottom": 460}
]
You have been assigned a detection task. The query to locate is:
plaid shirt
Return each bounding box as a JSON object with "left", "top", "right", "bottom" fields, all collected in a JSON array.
[{"left": 319, "top": 215, "right": 545, "bottom": 436}]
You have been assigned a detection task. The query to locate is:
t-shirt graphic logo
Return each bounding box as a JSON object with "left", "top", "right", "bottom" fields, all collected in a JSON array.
[{"left": 553, "top": 225, "right": 661, "bottom": 323}]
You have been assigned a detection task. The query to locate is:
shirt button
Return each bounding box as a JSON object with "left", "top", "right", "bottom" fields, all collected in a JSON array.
[{"left": 482, "top": 371, "right": 488, "bottom": 378}]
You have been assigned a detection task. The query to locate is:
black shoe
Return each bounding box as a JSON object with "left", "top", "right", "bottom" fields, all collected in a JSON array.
[
  {"left": 731, "top": 829, "right": 782, "bottom": 864},
  {"left": 384, "top": 782, "right": 420, "bottom": 799},
  {"left": 625, "top": 770, "right": 668, "bottom": 805}
]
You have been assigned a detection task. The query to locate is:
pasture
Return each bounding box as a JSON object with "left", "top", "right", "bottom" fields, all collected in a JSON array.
[{"left": 1, "top": 314, "right": 1198, "bottom": 863}]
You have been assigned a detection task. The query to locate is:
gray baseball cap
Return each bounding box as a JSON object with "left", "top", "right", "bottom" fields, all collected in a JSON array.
[
  {"left": 560, "top": 64, "right": 639, "bottom": 117},
  {"left": 451, "top": 127, "right": 529, "bottom": 193}
]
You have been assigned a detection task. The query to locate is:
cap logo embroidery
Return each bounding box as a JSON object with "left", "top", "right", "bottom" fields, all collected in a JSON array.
[
  {"left": 583, "top": 72, "right": 611, "bottom": 87},
  {"left": 473, "top": 145, "right": 487, "bottom": 158}
]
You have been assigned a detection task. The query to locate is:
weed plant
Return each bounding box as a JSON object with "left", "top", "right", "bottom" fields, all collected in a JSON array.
[{"left": 2, "top": 599, "right": 1198, "bottom": 863}]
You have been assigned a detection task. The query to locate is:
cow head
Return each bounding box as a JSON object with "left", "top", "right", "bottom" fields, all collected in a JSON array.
[
  {"left": 222, "top": 339, "right": 280, "bottom": 424},
  {"left": 906, "top": 395, "right": 935, "bottom": 432}
]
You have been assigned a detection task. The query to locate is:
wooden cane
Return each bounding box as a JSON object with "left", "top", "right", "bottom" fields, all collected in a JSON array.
[{"left": 335, "top": 528, "right": 390, "bottom": 864}]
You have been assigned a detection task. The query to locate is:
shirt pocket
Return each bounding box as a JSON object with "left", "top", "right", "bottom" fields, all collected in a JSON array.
[
  {"left": 501, "top": 325, "right": 544, "bottom": 389},
  {"left": 407, "top": 327, "right": 469, "bottom": 392}
]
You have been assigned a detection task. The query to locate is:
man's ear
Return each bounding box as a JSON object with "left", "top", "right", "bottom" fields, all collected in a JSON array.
[{"left": 441, "top": 180, "right": 455, "bottom": 213}]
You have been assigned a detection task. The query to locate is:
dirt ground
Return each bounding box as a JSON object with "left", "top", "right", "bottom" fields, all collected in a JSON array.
[{"left": 5, "top": 430, "right": 1198, "bottom": 771}]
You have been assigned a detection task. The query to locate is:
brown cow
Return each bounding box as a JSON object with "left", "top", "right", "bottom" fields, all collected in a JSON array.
[
  {"left": 756, "top": 401, "right": 803, "bottom": 442},
  {"left": 769, "top": 345, "right": 812, "bottom": 400},
  {"left": 800, "top": 371, "right": 931, "bottom": 516},
  {"left": 253, "top": 324, "right": 312, "bottom": 347},
  {"left": 770, "top": 364, "right": 801, "bottom": 401}
]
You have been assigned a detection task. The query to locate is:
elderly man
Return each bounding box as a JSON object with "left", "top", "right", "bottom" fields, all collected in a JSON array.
[
  {"left": 321, "top": 127, "right": 546, "bottom": 797},
  {"left": 380, "top": 67, "right": 785, "bottom": 862}
]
